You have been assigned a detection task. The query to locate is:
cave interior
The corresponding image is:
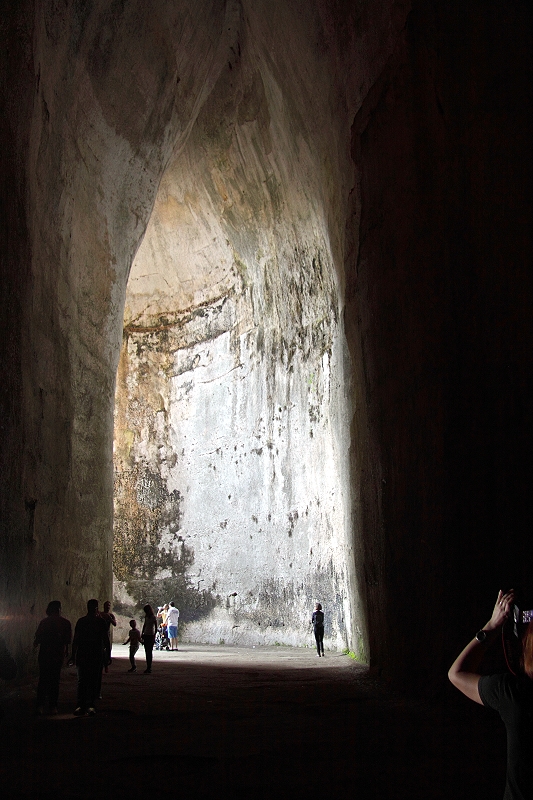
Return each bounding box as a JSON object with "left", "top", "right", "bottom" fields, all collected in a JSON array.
[{"left": 1, "top": 0, "right": 532, "bottom": 796}]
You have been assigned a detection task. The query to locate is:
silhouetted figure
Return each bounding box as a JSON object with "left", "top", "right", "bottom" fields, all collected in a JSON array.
[
  {"left": 33, "top": 600, "right": 72, "bottom": 715},
  {"left": 72, "top": 599, "right": 108, "bottom": 715},
  {"left": 141, "top": 604, "right": 157, "bottom": 673},
  {"left": 449, "top": 590, "right": 533, "bottom": 799},
  {"left": 167, "top": 601, "right": 180, "bottom": 651},
  {"left": 123, "top": 619, "right": 141, "bottom": 672},
  {"left": 100, "top": 600, "right": 117, "bottom": 671},
  {"left": 311, "top": 603, "right": 325, "bottom": 657}
]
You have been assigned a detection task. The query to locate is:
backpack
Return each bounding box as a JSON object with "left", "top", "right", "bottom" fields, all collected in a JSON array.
[{"left": 313, "top": 611, "right": 324, "bottom": 627}]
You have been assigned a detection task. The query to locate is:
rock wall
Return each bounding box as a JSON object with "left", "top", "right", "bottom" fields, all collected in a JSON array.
[
  {"left": 112, "top": 14, "right": 359, "bottom": 648},
  {"left": 346, "top": 1, "right": 533, "bottom": 685},
  {"left": 114, "top": 285, "right": 353, "bottom": 647}
]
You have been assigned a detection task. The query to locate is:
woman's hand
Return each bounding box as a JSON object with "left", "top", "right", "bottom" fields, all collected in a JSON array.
[{"left": 485, "top": 589, "right": 515, "bottom": 631}]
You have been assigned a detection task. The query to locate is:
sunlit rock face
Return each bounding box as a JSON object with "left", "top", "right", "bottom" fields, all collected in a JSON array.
[{"left": 112, "top": 12, "right": 357, "bottom": 648}]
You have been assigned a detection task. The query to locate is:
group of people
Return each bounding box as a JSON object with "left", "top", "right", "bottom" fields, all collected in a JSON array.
[
  {"left": 33, "top": 597, "right": 110, "bottom": 716},
  {"left": 33, "top": 598, "right": 179, "bottom": 716},
  {"left": 33, "top": 595, "right": 324, "bottom": 714},
  {"left": 121, "top": 601, "right": 179, "bottom": 673},
  {"left": 156, "top": 602, "right": 181, "bottom": 651},
  {"left": 31, "top": 590, "right": 532, "bottom": 798}
]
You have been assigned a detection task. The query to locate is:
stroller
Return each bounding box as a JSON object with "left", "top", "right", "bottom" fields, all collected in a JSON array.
[{"left": 155, "top": 625, "right": 170, "bottom": 651}]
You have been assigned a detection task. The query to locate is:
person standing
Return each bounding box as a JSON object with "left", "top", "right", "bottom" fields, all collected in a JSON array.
[
  {"left": 141, "top": 604, "right": 157, "bottom": 673},
  {"left": 33, "top": 601, "right": 72, "bottom": 715},
  {"left": 449, "top": 590, "right": 533, "bottom": 799},
  {"left": 311, "top": 603, "right": 325, "bottom": 657},
  {"left": 100, "top": 600, "right": 117, "bottom": 671},
  {"left": 167, "top": 602, "right": 180, "bottom": 651},
  {"left": 123, "top": 620, "right": 141, "bottom": 672},
  {"left": 71, "top": 599, "right": 108, "bottom": 715},
  {"left": 158, "top": 603, "right": 169, "bottom": 638}
]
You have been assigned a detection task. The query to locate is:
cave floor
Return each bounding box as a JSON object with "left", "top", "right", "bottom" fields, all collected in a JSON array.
[{"left": 1, "top": 644, "right": 507, "bottom": 800}]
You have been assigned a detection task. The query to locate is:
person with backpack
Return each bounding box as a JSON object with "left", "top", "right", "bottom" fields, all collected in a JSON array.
[{"left": 311, "top": 603, "right": 325, "bottom": 657}]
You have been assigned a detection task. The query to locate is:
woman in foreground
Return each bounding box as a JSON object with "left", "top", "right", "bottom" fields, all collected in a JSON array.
[{"left": 448, "top": 590, "right": 532, "bottom": 800}]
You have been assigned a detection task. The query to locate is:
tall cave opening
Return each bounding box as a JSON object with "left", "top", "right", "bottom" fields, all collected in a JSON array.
[{"left": 111, "top": 68, "right": 361, "bottom": 653}]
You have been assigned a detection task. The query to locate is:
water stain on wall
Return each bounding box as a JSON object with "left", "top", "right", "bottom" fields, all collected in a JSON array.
[{"left": 113, "top": 467, "right": 216, "bottom": 620}]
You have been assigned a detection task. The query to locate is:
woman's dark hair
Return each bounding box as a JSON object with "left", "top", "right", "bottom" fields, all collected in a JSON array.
[
  {"left": 46, "top": 600, "right": 61, "bottom": 615},
  {"left": 143, "top": 604, "right": 154, "bottom": 615},
  {"left": 521, "top": 622, "right": 533, "bottom": 679},
  {"left": 316, "top": 603, "right": 322, "bottom": 610}
]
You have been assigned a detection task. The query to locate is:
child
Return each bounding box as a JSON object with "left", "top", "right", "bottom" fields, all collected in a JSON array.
[{"left": 123, "top": 620, "right": 141, "bottom": 672}]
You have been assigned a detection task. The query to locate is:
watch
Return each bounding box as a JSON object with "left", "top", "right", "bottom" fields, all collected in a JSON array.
[{"left": 475, "top": 630, "right": 488, "bottom": 643}]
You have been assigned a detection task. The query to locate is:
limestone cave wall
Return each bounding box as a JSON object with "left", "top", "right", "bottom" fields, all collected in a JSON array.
[
  {"left": 113, "top": 144, "right": 353, "bottom": 648},
  {"left": 346, "top": 2, "right": 533, "bottom": 685}
]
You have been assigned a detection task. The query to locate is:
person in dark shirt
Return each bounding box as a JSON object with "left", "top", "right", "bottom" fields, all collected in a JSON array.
[
  {"left": 123, "top": 619, "right": 142, "bottom": 672},
  {"left": 140, "top": 604, "right": 157, "bottom": 673},
  {"left": 448, "top": 590, "right": 533, "bottom": 800},
  {"left": 33, "top": 600, "right": 72, "bottom": 715},
  {"left": 311, "top": 602, "right": 325, "bottom": 657},
  {"left": 71, "top": 599, "right": 108, "bottom": 715},
  {"left": 99, "top": 600, "right": 117, "bottom": 671}
]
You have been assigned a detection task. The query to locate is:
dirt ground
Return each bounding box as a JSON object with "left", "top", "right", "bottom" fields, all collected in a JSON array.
[{"left": 1, "top": 644, "right": 508, "bottom": 799}]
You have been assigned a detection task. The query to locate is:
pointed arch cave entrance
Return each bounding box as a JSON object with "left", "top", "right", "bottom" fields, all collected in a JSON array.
[{"left": 111, "top": 63, "right": 361, "bottom": 655}]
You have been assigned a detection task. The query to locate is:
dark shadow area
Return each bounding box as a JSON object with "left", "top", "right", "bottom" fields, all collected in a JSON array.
[{"left": 1, "top": 648, "right": 507, "bottom": 799}]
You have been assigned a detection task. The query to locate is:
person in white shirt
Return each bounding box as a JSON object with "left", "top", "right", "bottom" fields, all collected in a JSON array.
[{"left": 167, "top": 602, "right": 180, "bottom": 651}]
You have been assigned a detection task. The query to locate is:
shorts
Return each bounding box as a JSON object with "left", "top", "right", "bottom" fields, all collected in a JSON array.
[{"left": 168, "top": 625, "right": 178, "bottom": 639}]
